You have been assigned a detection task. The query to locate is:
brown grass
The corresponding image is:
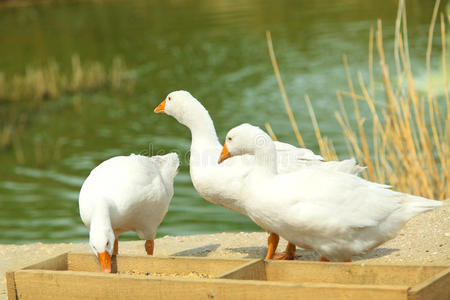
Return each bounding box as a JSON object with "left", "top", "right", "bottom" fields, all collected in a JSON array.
[
  {"left": 0, "top": 54, "right": 135, "bottom": 162},
  {"left": 0, "top": 54, "right": 134, "bottom": 103},
  {"left": 266, "top": 0, "right": 449, "bottom": 200}
]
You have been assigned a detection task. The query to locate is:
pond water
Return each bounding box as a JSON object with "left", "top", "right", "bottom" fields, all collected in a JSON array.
[{"left": 0, "top": 0, "right": 443, "bottom": 244}]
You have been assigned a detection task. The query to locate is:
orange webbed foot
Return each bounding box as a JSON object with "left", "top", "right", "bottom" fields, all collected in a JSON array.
[
  {"left": 273, "top": 252, "right": 295, "bottom": 260},
  {"left": 273, "top": 242, "right": 296, "bottom": 260}
]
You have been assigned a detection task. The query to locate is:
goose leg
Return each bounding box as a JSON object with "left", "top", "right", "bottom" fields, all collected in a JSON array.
[
  {"left": 145, "top": 240, "right": 154, "bottom": 255},
  {"left": 113, "top": 238, "right": 119, "bottom": 255},
  {"left": 273, "top": 242, "right": 296, "bottom": 260},
  {"left": 265, "top": 232, "right": 280, "bottom": 260}
]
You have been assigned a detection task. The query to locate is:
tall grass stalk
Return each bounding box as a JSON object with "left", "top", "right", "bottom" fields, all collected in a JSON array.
[
  {"left": 266, "top": 0, "right": 449, "bottom": 200},
  {"left": 266, "top": 31, "right": 305, "bottom": 147},
  {"left": 0, "top": 54, "right": 134, "bottom": 103}
]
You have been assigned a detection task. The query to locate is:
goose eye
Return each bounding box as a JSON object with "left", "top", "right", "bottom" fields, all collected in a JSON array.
[
  {"left": 168, "top": 97, "right": 171, "bottom": 101},
  {"left": 227, "top": 137, "right": 232, "bottom": 141},
  {"left": 106, "top": 241, "right": 110, "bottom": 247}
]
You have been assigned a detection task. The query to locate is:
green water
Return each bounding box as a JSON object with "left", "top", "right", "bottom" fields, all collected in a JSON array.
[{"left": 0, "top": 0, "right": 443, "bottom": 244}]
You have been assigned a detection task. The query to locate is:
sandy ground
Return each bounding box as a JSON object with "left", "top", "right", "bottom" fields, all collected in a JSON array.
[{"left": 1, "top": 200, "right": 449, "bottom": 299}]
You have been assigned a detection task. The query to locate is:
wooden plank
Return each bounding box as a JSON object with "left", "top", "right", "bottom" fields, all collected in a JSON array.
[
  {"left": 6, "top": 272, "right": 17, "bottom": 300},
  {"left": 408, "top": 268, "right": 450, "bottom": 300},
  {"left": 11, "top": 253, "right": 448, "bottom": 300},
  {"left": 67, "top": 253, "right": 102, "bottom": 272},
  {"left": 218, "top": 259, "right": 266, "bottom": 280},
  {"left": 67, "top": 253, "right": 250, "bottom": 276},
  {"left": 23, "top": 253, "right": 67, "bottom": 271},
  {"left": 265, "top": 261, "right": 447, "bottom": 286},
  {"left": 13, "top": 270, "right": 409, "bottom": 300}
]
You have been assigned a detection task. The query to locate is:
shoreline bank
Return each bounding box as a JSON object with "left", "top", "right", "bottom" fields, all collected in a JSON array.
[{"left": 1, "top": 200, "right": 449, "bottom": 299}]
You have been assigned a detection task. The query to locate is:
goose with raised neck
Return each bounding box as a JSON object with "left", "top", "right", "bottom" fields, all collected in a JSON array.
[{"left": 155, "top": 90, "right": 364, "bottom": 259}]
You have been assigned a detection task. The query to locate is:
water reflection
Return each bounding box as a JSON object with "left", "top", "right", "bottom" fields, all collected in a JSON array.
[{"left": 0, "top": 0, "right": 443, "bottom": 243}]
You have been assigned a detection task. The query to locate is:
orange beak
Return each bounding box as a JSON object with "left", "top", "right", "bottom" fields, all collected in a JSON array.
[
  {"left": 218, "top": 143, "right": 232, "bottom": 164},
  {"left": 154, "top": 99, "right": 166, "bottom": 113},
  {"left": 97, "top": 251, "right": 111, "bottom": 273}
]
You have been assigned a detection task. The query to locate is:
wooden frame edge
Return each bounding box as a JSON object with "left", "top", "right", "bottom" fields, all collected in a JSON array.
[
  {"left": 6, "top": 272, "right": 17, "bottom": 300},
  {"left": 216, "top": 259, "right": 264, "bottom": 279},
  {"left": 408, "top": 268, "right": 450, "bottom": 300}
]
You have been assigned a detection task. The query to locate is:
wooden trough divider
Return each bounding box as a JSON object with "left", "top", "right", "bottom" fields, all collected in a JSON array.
[
  {"left": 216, "top": 259, "right": 266, "bottom": 280},
  {"left": 6, "top": 252, "right": 450, "bottom": 300}
]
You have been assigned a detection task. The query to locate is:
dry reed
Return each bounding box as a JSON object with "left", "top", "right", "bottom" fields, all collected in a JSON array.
[
  {"left": 0, "top": 54, "right": 135, "bottom": 161},
  {"left": 266, "top": 0, "right": 449, "bottom": 200},
  {"left": 0, "top": 54, "right": 134, "bottom": 103}
]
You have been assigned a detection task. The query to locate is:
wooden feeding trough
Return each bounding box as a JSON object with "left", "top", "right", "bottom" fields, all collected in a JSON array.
[{"left": 7, "top": 253, "right": 450, "bottom": 299}]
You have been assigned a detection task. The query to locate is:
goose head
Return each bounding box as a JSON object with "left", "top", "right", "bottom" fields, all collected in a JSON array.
[
  {"left": 218, "top": 123, "right": 273, "bottom": 163},
  {"left": 89, "top": 226, "right": 115, "bottom": 273},
  {"left": 154, "top": 90, "right": 205, "bottom": 126}
]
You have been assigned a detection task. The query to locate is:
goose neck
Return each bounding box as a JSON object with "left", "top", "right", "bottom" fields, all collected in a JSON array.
[
  {"left": 186, "top": 109, "right": 220, "bottom": 150},
  {"left": 183, "top": 108, "right": 221, "bottom": 170},
  {"left": 91, "top": 203, "right": 112, "bottom": 231}
]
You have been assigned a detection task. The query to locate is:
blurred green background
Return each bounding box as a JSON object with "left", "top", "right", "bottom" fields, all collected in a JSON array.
[{"left": 0, "top": 0, "right": 444, "bottom": 244}]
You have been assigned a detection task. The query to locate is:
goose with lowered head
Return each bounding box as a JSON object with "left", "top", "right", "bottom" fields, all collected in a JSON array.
[
  {"left": 154, "top": 90, "right": 364, "bottom": 259},
  {"left": 218, "top": 123, "right": 442, "bottom": 262},
  {"left": 79, "top": 153, "right": 179, "bottom": 272}
]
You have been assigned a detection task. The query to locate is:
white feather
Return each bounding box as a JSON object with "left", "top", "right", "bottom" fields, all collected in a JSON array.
[
  {"left": 160, "top": 90, "right": 363, "bottom": 216},
  {"left": 79, "top": 153, "right": 179, "bottom": 254},
  {"left": 224, "top": 123, "right": 442, "bottom": 261}
]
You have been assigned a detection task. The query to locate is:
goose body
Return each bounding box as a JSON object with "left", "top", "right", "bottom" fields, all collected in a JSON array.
[
  {"left": 219, "top": 124, "right": 442, "bottom": 261},
  {"left": 154, "top": 91, "right": 363, "bottom": 215},
  {"left": 155, "top": 91, "right": 364, "bottom": 259},
  {"left": 79, "top": 153, "right": 179, "bottom": 271}
]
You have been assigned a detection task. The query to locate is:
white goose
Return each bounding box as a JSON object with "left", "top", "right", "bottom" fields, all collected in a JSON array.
[
  {"left": 79, "top": 153, "right": 179, "bottom": 272},
  {"left": 154, "top": 90, "right": 364, "bottom": 259},
  {"left": 218, "top": 124, "right": 442, "bottom": 261}
]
